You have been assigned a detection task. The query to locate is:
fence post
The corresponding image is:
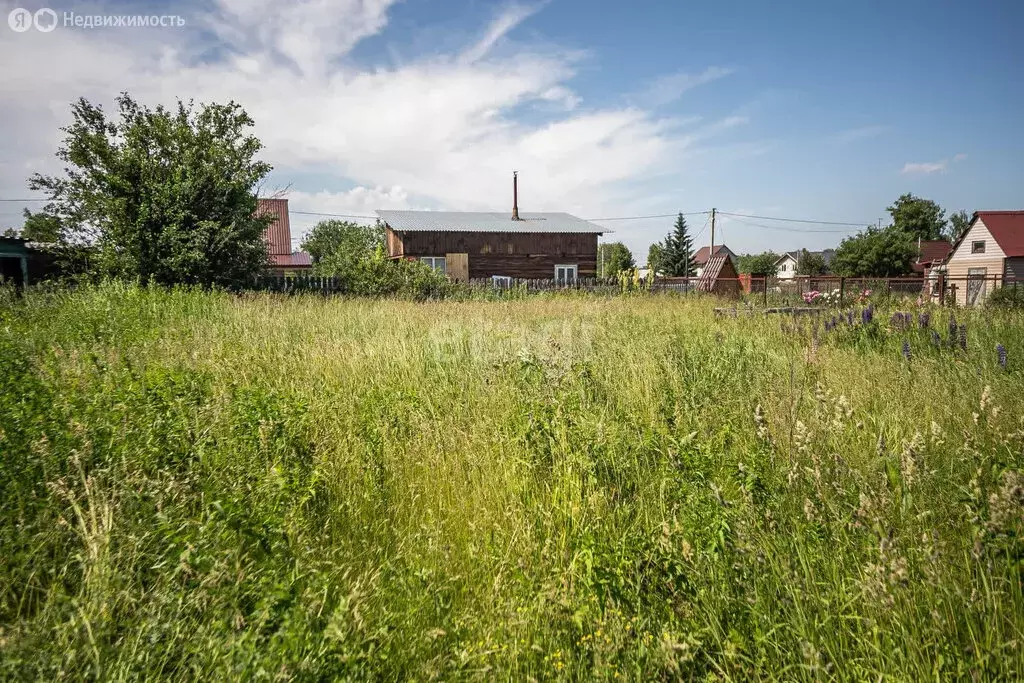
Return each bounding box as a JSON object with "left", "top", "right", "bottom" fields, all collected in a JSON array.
[
  {"left": 839, "top": 277, "right": 845, "bottom": 306},
  {"left": 936, "top": 272, "right": 945, "bottom": 306},
  {"left": 763, "top": 277, "right": 768, "bottom": 307}
]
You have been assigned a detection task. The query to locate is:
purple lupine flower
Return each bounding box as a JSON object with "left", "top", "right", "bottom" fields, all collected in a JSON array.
[
  {"left": 862, "top": 307, "right": 874, "bottom": 325},
  {"left": 902, "top": 340, "right": 912, "bottom": 361},
  {"left": 918, "top": 312, "right": 930, "bottom": 328},
  {"left": 948, "top": 315, "right": 957, "bottom": 343},
  {"left": 847, "top": 310, "right": 854, "bottom": 326},
  {"left": 931, "top": 330, "right": 942, "bottom": 347},
  {"left": 890, "top": 312, "right": 903, "bottom": 327},
  {"left": 997, "top": 343, "right": 1007, "bottom": 369},
  {"left": 958, "top": 324, "right": 967, "bottom": 351}
]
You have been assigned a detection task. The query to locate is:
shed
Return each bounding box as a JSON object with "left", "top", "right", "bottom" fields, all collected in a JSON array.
[
  {"left": 696, "top": 253, "right": 741, "bottom": 297},
  {"left": 0, "top": 237, "right": 30, "bottom": 287}
]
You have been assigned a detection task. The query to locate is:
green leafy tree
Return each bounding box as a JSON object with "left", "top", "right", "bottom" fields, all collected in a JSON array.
[
  {"left": 887, "top": 193, "right": 947, "bottom": 241},
  {"left": 830, "top": 226, "right": 915, "bottom": 277},
  {"left": 661, "top": 213, "right": 697, "bottom": 276},
  {"left": 646, "top": 242, "right": 666, "bottom": 275},
  {"left": 2, "top": 209, "right": 65, "bottom": 242},
  {"left": 29, "top": 93, "right": 273, "bottom": 287},
  {"left": 947, "top": 210, "right": 972, "bottom": 242},
  {"left": 736, "top": 252, "right": 779, "bottom": 276},
  {"left": 598, "top": 241, "right": 635, "bottom": 277},
  {"left": 796, "top": 249, "right": 828, "bottom": 276},
  {"left": 302, "top": 219, "right": 384, "bottom": 275}
]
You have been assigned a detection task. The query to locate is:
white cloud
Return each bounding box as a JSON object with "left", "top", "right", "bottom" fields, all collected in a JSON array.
[
  {"left": 0, "top": 0, "right": 747, "bottom": 232},
  {"left": 900, "top": 153, "right": 967, "bottom": 175},
  {"left": 901, "top": 161, "right": 948, "bottom": 174},
  {"left": 633, "top": 66, "right": 734, "bottom": 108}
]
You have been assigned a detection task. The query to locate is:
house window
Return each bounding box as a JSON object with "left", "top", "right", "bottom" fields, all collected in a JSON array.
[
  {"left": 972, "top": 241, "right": 985, "bottom": 254},
  {"left": 420, "top": 256, "right": 446, "bottom": 274},
  {"left": 506, "top": 243, "right": 514, "bottom": 254},
  {"left": 491, "top": 275, "right": 513, "bottom": 288},
  {"left": 554, "top": 264, "right": 578, "bottom": 284},
  {"left": 481, "top": 244, "right": 492, "bottom": 254}
]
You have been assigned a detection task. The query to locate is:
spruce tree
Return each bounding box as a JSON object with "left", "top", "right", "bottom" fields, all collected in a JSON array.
[{"left": 662, "top": 213, "right": 696, "bottom": 276}]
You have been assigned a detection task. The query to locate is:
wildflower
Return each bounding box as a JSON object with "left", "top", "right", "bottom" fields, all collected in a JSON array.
[
  {"left": 900, "top": 432, "right": 923, "bottom": 487},
  {"left": 847, "top": 310, "right": 854, "bottom": 326},
  {"left": 754, "top": 404, "right": 770, "bottom": 441},
  {"left": 930, "top": 330, "right": 941, "bottom": 348},
  {"left": 958, "top": 324, "right": 967, "bottom": 351},
  {"left": 997, "top": 343, "right": 1008, "bottom": 369},
  {"left": 918, "top": 312, "right": 930, "bottom": 328},
  {"left": 986, "top": 470, "right": 1024, "bottom": 537},
  {"left": 861, "top": 306, "right": 874, "bottom": 325},
  {"left": 901, "top": 340, "right": 912, "bottom": 362},
  {"left": 948, "top": 315, "right": 957, "bottom": 345},
  {"left": 803, "top": 498, "right": 816, "bottom": 522}
]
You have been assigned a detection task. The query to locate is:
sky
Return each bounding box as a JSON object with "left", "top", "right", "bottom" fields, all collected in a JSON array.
[{"left": 1, "top": 0, "right": 1022, "bottom": 261}]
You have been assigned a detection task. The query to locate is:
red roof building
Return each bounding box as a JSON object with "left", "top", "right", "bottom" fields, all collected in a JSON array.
[
  {"left": 944, "top": 211, "right": 1024, "bottom": 305},
  {"left": 911, "top": 239, "right": 953, "bottom": 275},
  {"left": 256, "top": 198, "right": 313, "bottom": 274}
]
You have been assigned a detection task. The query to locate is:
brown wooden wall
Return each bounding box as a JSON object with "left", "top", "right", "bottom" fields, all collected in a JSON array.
[{"left": 385, "top": 228, "right": 599, "bottom": 279}]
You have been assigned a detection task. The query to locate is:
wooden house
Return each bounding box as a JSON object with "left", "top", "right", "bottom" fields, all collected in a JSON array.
[
  {"left": 944, "top": 211, "right": 1024, "bottom": 305},
  {"left": 376, "top": 174, "right": 605, "bottom": 283}
]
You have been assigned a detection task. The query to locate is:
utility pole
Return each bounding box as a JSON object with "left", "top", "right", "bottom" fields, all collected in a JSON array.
[{"left": 710, "top": 208, "right": 717, "bottom": 257}]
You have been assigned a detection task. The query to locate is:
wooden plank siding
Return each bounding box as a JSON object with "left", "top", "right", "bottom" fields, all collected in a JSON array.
[
  {"left": 945, "top": 217, "right": 1008, "bottom": 305},
  {"left": 385, "top": 227, "right": 598, "bottom": 279},
  {"left": 1004, "top": 257, "right": 1024, "bottom": 282}
]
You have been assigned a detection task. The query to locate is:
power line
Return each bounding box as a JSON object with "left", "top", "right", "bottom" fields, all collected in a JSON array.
[
  {"left": 716, "top": 211, "right": 868, "bottom": 227},
  {"left": 289, "top": 209, "right": 377, "bottom": 219},
  {"left": 585, "top": 210, "right": 710, "bottom": 222},
  {"left": 722, "top": 214, "right": 853, "bottom": 234},
  {"left": 0, "top": 199, "right": 48, "bottom": 202}
]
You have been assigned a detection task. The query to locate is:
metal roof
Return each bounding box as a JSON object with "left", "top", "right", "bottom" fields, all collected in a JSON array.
[{"left": 375, "top": 210, "right": 607, "bottom": 234}]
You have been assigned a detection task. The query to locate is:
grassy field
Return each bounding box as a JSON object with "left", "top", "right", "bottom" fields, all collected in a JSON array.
[{"left": 1, "top": 283, "right": 1023, "bottom": 680}]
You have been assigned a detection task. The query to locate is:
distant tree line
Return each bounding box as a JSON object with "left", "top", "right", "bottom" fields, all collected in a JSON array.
[{"left": 731, "top": 194, "right": 973, "bottom": 278}]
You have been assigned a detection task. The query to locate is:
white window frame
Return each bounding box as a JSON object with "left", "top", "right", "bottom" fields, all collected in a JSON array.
[
  {"left": 971, "top": 240, "right": 985, "bottom": 254},
  {"left": 554, "top": 264, "right": 578, "bottom": 283},
  {"left": 420, "top": 256, "right": 446, "bottom": 274},
  {"left": 491, "top": 275, "right": 513, "bottom": 288}
]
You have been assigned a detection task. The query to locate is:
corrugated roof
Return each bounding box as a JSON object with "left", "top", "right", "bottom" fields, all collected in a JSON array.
[
  {"left": 270, "top": 252, "right": 312, "bottom": 267},
  {"left": 257, "top": 198, "right": 292, "bottom": 255},
  {"left": 911, "top": 239, "right": 953, "bottom": 273},
  {"left": 375, "top": 210, "right": 607, "bottom": 234},
  {"left": 975, "top": 211, "right": 1024, "bottom": 257},
  {"left": 696, "top": 253, "right": 733, "bottom": 291}
]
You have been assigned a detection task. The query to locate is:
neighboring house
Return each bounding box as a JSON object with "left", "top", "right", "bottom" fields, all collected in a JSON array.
[
  {"left": 911, "top": 239, "right": 953, "bottom": 298},
  {"left": 911, "top": 239, "right": 953, "bottom": 277},
  {"left": 693, "top": 244, "right": 734, "bottom": 277},
  {"left": 0, "top": 236, "right": 30, "bottom": 287},
  {"left": 375, "top": 174, "right": 605, "bottom": 283},
  {"left": 256, "top": 198, "right": 313, "bottom": 276},
  {"left": 944, "top": 211, "right": 1024, "bottom": 305},
  {"left": 774, "top": 249, "right": 835, "bottom": 280},
  {"left": 775, "top": 252, "right": 799, "bottom": 280}
]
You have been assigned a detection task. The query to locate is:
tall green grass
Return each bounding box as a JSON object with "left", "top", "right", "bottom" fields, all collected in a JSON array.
[{"left": 1, "top": 282, "right": 1022, "bottom": 680}]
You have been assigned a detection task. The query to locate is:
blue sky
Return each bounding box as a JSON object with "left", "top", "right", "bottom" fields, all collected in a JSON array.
[{"left": 1, "top": 0, "right": 1021, "bottom": 259}]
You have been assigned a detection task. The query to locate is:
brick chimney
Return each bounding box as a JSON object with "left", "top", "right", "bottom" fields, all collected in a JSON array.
[{"left": 512, "top": 171, "right": 520, "bottom": 220}]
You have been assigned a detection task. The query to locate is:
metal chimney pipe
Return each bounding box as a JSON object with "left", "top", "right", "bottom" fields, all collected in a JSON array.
[{"left": 512, "top": 171, "right": 520, "bottom": 220}]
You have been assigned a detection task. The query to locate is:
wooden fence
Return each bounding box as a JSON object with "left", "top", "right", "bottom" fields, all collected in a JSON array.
[{"left": 247, "top": 273, "right": 1021, "bottom": 307}]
